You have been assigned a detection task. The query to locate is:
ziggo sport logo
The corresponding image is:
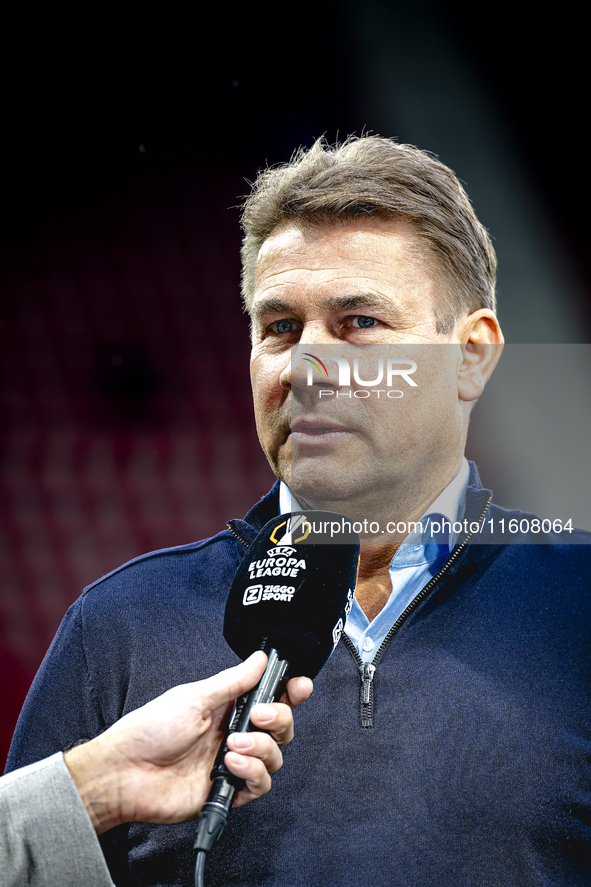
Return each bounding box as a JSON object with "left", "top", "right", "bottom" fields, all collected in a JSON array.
[
  {"left": 302, "top": 353, "right": 418, "bottom": 398},
  {"left": 243, "top": 536, "right": 307, "bottom": 606}
]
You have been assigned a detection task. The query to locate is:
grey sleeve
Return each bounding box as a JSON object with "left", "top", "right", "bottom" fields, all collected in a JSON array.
[{"left": 0, "top": 752, "right": 114, "bottom": 887}]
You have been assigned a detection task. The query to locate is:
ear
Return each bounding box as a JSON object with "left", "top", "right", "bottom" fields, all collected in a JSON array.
[{"left": 456, "top": 310, "right": 504, "bottom": 402}]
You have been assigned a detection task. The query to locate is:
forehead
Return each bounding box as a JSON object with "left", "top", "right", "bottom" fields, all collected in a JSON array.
[{"left": 252, "top": 218, "right": 440, "bottom": 309}]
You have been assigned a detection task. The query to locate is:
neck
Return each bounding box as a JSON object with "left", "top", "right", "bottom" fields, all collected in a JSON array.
[
  {"left": 355, "top": 543, "right": 398, "bottom": 621},
  {"left": 282, "top": 455, "right": 466, "bottom": 620},
  {"left": 286, "top": 458, "right": 464, "bottom": 541}
]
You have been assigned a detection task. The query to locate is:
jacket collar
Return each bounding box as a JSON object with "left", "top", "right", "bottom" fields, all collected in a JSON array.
[{"left": 227, "top": 480, "right": 281, "bottom": 547}]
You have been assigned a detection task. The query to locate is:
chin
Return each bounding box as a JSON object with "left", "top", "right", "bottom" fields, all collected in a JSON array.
[{"left": 286, "top": 467, "right": 362, "bottom": 511}]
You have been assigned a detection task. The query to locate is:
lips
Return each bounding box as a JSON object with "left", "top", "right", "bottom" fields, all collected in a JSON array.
[
  {"left": 300, "top": 427, "right": 335, "bottom": 435},
  {"left": 290, "top": 419, "right": 355, "bottom": 438}
]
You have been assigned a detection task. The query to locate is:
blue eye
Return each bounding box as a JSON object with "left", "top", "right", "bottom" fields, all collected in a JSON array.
[
  {"left": 354, "top": 316, "right": 378, "bottom": 328},
  {"left": 269, "top": 319, "right": 301, "bottom": 334}
]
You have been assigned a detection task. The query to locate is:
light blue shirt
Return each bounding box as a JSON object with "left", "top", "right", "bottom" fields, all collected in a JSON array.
[{"left": 279, "top": 458, "right": 470, "bottom": 663}]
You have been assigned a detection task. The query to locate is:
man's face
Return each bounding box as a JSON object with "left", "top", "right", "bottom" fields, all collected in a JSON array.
[{"left": 249, "top": 218, "right": 474, "bottom": 522}]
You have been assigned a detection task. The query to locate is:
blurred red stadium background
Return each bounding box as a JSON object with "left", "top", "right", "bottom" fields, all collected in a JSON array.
[{"left": 0, "top": 163, "right": 276, "bottom": 764}]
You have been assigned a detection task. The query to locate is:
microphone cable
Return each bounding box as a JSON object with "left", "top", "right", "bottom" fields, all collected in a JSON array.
[{"left": 194, "top": 849, "right": 206, "bottom": 887}]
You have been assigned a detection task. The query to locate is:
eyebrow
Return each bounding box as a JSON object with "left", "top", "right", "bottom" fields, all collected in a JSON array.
[{"left": 251, "top": 291, "right": 402, "bottom": 322}]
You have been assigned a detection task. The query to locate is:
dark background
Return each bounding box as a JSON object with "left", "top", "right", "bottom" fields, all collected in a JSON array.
[{"left": 1, "top": 2, "right": 589, "bottom": 764}]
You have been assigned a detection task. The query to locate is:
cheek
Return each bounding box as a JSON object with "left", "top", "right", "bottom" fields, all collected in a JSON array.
[
  {"left": 250, "top": 360, "right": 282, "bottom": 434},
  {"left": 368, "top": 362, "right": 459, "bottom": 451},
  {"left": 410, "top": 372, "right": 463, "bottom": 453}
]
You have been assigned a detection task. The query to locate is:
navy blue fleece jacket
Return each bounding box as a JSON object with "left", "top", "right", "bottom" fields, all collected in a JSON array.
[{"left": 6, "top": 465, "right": 591, "bottom": 886}]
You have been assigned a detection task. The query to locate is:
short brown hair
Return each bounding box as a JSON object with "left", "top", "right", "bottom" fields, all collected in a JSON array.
[{"left": 240, "top": 135, "right": 497, "bottom": 333}]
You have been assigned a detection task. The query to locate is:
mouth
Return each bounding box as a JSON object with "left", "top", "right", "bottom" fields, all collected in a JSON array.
[{"left": 289, "top": 419, "right": 356, "bottom": 442}]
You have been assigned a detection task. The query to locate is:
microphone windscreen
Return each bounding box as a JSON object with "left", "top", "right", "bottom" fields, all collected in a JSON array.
[{"left": 224, "top": 512, "right": 360, "bottom": 678}]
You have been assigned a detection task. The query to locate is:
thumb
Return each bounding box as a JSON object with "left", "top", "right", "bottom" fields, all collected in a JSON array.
[{"left": 192, "top": 651, "right": 268, "bottom": 712}]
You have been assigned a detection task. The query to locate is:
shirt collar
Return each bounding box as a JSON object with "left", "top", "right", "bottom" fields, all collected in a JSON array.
[{"left": 418, "top": 457, "right": 470, "bottom": 548}]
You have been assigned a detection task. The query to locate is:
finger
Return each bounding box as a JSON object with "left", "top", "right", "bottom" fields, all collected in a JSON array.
[
  {"left": 281, "top": 676, "right": 314, "bottom": 708},
  {"left": 226, "top": 730, "right": 284, "bottom": 774},
  {"left": 189, "top": 652, "right": 268, "bottom": 713},
  {"left": 223, "top": 752, "right": 273, "bottom": 807},
  {"left": 249, "top": 702, "right": 294, "bottom": 746}
]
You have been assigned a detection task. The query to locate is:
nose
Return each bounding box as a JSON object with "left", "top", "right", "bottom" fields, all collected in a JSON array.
[
  {"left": 279, "top": 356, "right": 292, "bottom": 392},
  {"left": 280, "top": 343, "right": 343, "bottom": 393}
]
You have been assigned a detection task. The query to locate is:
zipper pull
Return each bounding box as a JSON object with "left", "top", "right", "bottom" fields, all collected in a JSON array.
[{"left": 359, "top": 662, "right": 376, "bottom": 728}]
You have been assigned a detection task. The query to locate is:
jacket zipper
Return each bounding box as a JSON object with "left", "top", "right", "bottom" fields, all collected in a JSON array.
[
  {"left": 344, "top": 494, "right": 493, "bottom": 728},
  {"left": 227, "top": 521, "right": 252, "bottom": 550}
]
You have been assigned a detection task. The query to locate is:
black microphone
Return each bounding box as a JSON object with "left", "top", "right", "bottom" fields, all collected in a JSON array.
[{"left": 193, "top": 511, "right": 360, "bottom": 872}]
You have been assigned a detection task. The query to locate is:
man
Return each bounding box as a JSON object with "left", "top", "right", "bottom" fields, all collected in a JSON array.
[
  {"left": 7, "top": 136, "right": 591, "bottom": 885},
  {"left": 0, "top": 652, "right": 310, "bottom": 887}
]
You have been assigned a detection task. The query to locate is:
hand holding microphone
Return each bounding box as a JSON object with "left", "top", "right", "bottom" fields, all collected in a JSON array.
[{"left": 63, "top": 652, "right": 312, "bottom": 834}]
